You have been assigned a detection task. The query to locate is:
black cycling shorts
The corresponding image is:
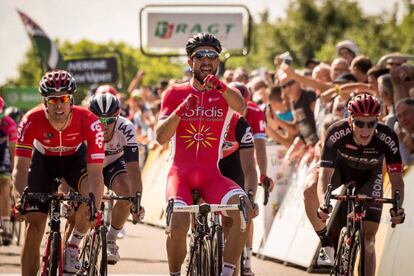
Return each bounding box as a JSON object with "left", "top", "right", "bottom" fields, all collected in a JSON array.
[
  {"left": 25, "top": 144, "right": 87, "bottom": 214},
  {"left": 103, "top": 156, "right": 127, "bottom": 189},
  {"left": 331, "top": 162, "right": 383, "bottom": 223}
]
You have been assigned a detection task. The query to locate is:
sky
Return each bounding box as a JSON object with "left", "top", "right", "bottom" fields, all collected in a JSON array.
[{"left": 0, "top": 0, "right": 404, "bottom": 86}]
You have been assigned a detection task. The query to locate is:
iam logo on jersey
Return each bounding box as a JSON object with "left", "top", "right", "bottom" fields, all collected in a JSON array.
[{"left": 180, "top": 123, "right": 217, "bottom": 152}]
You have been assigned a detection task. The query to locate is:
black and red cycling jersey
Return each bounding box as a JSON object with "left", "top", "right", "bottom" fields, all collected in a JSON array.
[
  {"left": 16, "top": 105, "right": 105, "bottom": 163},
  {"left": 320, "top": 119, "right": 403, "bottom": 173}
]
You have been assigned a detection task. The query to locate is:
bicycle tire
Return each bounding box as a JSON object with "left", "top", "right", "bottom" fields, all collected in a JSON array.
[
  {"left": 211, "top": 225, "right": 224, "bottom": 276},
  {"left": 87, "top": 226, "right": 107, "bottom": 276},
  {"left": 78, "top": 231, "right": 93, "bottom": 275},
  {"left": 348, "top": 230, "right": 365, "bottom": 276},
  {"left": 200, "top": 237, "right": 211, "bottom": 276},
  {"left": 331, "top": 227, "right": 347, "bottom": 276},
  {"left": 43, "top": 231, "right": 61, "bottom": 276},
  {"left": 186, "top": 236, "right": 198, "bottom": 276}
]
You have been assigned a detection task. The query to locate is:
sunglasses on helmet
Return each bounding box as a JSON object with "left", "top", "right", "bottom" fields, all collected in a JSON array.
[
  {"left": 45, "top": 95, "right": 72, "bottom": 105},
  {"left": 191, "top": 50, "right": 219, "bottom": 60},
  {"left": 353, "top": 119, "right": 378, "bottom": 129},
  {"left": 99, "top": 117, "right": 117, "bottom": 125}
]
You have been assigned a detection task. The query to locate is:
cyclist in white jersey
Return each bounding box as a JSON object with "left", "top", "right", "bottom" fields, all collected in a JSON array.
[{"left": 66, "top": 88, "right": 145, "bottom": 265}]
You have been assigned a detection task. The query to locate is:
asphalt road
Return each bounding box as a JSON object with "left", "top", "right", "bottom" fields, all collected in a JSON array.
[{"left": 0, "top": 221, "right": 327, "bottom": 276}]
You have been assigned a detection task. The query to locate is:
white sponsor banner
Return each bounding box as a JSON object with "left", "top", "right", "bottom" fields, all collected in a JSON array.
[
  {"left": 141, "top": 5, "right": 248, "bottom": 54},
  {"left": 261, "top": 152, "right": 320, "bottom": 268}
]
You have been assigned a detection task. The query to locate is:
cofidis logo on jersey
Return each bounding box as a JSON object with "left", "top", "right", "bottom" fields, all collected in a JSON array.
[
  {"left": 180, "top": 123, "right": 218, "bottom": 152},
  {"left": 183, "top": 106, "right": 224, "bottom": 121}
]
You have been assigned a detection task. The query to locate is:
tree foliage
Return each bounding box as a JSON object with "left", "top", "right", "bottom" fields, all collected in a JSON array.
[{"left": 5, "top": 0, "right": 414, "bottom": 91}]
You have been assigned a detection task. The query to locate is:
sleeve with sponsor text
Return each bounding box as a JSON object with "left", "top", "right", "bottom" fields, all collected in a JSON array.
[
  {"left": 320, "top": 125, "right": 339, "bottom": 168},
  {"left": 119, "top": 117, "right": 139, "bottom": 163},
  {"left": 236, "top": 117, "right": 254, "bottom": 149},
  {"left": 245, "top": 102, "right": 266, "bottom": 140},
  {"left": 382, "top": 127, "right": 403, "bottom": 173},
  {"left": 15, "top": 112, "right": 36, "bottom": 158},
  {"left": 84, "top": 110, "right": 105, "bottom": 163},
  {"left": 159, "top": 87, "right": 179, "bottom": 120}
]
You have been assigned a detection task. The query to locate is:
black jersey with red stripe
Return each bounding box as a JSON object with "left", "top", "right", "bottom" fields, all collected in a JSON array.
[{"left": 320, "top": 119, "right": 403, "bottom": 173}]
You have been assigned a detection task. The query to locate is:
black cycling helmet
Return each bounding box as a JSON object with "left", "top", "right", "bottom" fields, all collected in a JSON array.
[
  {"left": 88, "top": 92, "right": 120, "bottom": 117},
  {"left": 347, "top": 93, "right": 381, "bottom": 117},
  {"left": 185, "top": 33, "right": 222, "bottom": 57},
  {"left": 4, "top": 106, "right": 24, "bottom": 123},
  {"left": 39, "top": 70, "right": 76, "bottom": 96}
]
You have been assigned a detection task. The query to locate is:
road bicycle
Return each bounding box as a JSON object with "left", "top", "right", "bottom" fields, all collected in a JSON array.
[
  {"left": 0, "top": 187, "right": 22, "bottom": 246},
  {"left": 240, "top": 189, "right": 255, "bottom": 276},
  {"left": 77, "top": 190, "right": 141, "bottom": 275},
  {"left": 324, "top": 181, "right": 402, "bottom": 276},
  {"left": 165, "top": 191, "right": 249, "bottom": 276},
  {"left": 18, "top": 189, "right": 95, "bottom": 276}
]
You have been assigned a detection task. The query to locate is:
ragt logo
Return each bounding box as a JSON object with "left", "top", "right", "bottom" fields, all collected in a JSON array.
[{"left": 154, "top": 21, "right": 236, "bottom": 39}]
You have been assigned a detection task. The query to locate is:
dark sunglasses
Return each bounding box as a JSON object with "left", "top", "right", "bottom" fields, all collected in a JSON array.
[
  {"left": 46, "top": 95, "right": 72, "bottom": 105},
  {"left": 281, "top": 80, "right": 295, "bottom": 89},
  {"left": 191, "top": 50, "right": 219, "bottom": 60},
  {"left": 99, "top": 117, "right": 117, "bottom": 125},
  {"left": 353, "top": 119, "right": 378, "bottom": 129}
]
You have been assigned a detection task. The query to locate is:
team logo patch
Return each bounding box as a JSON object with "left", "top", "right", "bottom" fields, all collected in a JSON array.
[
  {"left": 345, "top": 143, "right": 358, "bottom": 150},
  {"left": 180, "top": 123, "right": 217, "bottom": 152},
  {"left": 44, "top": 132, "right": 54, "bottom": 138}
]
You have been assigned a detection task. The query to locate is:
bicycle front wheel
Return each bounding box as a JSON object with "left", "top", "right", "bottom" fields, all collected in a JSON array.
[
  {"left": 87, "top": 226, "right": 107, "bottom": 276},
  {"left": 331, "top": 227, "right": 347, "bottom": 276},
  {"left": 42, "top": 231, "right": 61, "bottom": 276},
  {"left": 348, "top": 230, "right": 365, "bottom": 276},
  {"left": 211, "top": 226, "right": 224, "bottom": 276}
]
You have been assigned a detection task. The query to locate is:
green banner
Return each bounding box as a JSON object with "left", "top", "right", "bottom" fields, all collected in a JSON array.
[{"left": 1, "top": 87, "right": 42, "bottom": 110}]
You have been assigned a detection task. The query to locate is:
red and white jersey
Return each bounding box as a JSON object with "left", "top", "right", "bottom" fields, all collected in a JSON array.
[
  {"left": 16, "top": 105, "right": 105, "bottom": 163},
  {"left": 245, "top": 101, "right": 266, "bottom": 140},
  {"left": 0, "top": 116, "right": 17, "bottom": 144},
  {"left": 159, "top": 83, "right": 235, "bottom": 166}
]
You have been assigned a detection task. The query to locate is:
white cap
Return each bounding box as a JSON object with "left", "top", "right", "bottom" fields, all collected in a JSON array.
[{"left": 336, "top": 40, "right": 359, "bottom": 56}]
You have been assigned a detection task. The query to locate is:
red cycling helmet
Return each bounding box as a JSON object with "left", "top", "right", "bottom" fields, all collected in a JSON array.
[
  {"left": 347, "top": 93, "right": 381, "bottom": 117},
  {"left": 96, "top": 84, "right": 118, "bottom": 96},
  {"left": 39, "top": 70, "right": 76, "bottom": 96},
  {"left": 0, "top": 97, "right": 4, "bottom": 112}
]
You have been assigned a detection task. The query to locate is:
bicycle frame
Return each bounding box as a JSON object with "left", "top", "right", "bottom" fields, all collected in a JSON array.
[
  {"left": 165, "top": 193, "right": 248, "bottom": 276},
  {"left": 18, "top": 191, "right": 95, "bottom": 276},
  {"left": 325, "top": 182, "right": 400, "bottom": 276}
]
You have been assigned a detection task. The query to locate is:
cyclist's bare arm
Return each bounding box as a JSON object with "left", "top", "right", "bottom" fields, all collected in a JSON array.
[
  {"left": 240, "top": 147, "right": 258, "bottom": 195},
  {"left": 125, "top": 160, "right": 143, "bottom": 195},
  {"left": 388, "top": 171, "right": 405, "bottom": 204},
  {"left": 317, "top": 166, "right": 335, "bottom": 205},
  {"left": 12, "top": 156, "right": 31, "bottom": 196},
  {"left": 155, "top": 116, "right": 181, "bottom": 145},
  {"left": 254, "top": 139, "right": 267, "bottom": 179},
  {"left": 86, "top": 163, "right": 104, "bottom": 208},
  {"left": 221, "top": 86, "right": 246, "bottom": 114},
  {"left": 9, "top": 141, "right": 16, "bottom": 171}
]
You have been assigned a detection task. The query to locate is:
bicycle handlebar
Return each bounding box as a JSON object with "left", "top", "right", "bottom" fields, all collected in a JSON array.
[
  {"left": 102, "top": 191, "right": 142, "bottom": 224},
  {"left": 18, "top": 191, "right": 96, "bottom": 222},
  {"left": 324, "top": 184, "right": 402, "bottom": 227},
  {"left": 260, "top": 177, "right": 270, "bottom": 206},
  {"left": 165, "top": 195, "right": 249, "bottom": 233}
]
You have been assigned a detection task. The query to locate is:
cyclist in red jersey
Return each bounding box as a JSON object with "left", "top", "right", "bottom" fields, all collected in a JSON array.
[
  {"left": 0, "top": 96, "right": 17, "bottom": 246},
  {"left": 155, "top": 33, "right": 250, "bottom": 276},
  {"left": 13, "top": 70, "right": 105, "bottom": 275},
  {"left": 228, "top": 82, "right": 274, "bottom": 276}
]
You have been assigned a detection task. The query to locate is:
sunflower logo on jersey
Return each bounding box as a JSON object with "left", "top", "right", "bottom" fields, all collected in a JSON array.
[{"left": 180, "top": 123, "right": 217, "bottom": 152}]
